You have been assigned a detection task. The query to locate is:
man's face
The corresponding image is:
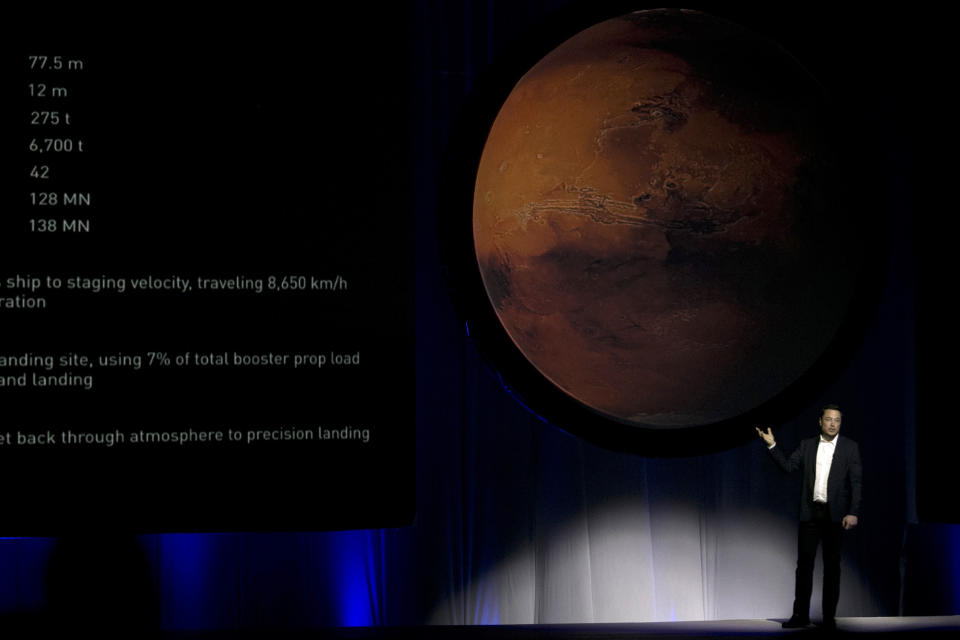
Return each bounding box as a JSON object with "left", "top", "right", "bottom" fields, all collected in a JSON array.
[{"left": 820, "top": 409, "right": 842, "bottom": 440}]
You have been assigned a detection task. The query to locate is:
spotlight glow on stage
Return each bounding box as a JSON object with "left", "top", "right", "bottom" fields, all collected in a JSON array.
[{"left": 427, "top": 497, "right": 878, "bottom": 624}]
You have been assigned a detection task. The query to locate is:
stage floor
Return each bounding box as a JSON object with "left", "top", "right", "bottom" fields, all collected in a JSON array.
[
  {"left": 152, "top": 616, "right": 960, "bottom": 638},
  {"left": 314, "top": 616, "right": 960, "bottom": 638},
  {"left": 5, "top": 614, "right": 960, "bottom": 638}
]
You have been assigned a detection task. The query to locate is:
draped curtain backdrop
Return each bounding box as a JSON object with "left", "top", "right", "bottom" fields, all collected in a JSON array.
[{"left": 1, "top": 0, "right": 944, "bottom": 633}]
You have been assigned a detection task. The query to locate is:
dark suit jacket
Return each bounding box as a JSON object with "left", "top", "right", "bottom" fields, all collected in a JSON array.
[{"left": 768, "top": 435, "right": 862, "bottom": 523}]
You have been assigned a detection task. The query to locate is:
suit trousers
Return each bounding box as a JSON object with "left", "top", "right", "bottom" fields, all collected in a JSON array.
[{"left": 793, "top": 501, "right": 843, "bottom": 620}]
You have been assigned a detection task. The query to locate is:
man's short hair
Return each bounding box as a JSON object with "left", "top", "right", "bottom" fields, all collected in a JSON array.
[{"left": 821, "top": 404, "right": 842, "bottom": 417}]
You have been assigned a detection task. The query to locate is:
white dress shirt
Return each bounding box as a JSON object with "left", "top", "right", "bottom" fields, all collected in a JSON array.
[{"left": 813, "top": 435, "right": 837, "bottom": 503}]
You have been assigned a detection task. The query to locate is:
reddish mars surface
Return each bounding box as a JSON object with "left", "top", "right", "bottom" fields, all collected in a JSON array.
[{"left": 473, "top": 10, "right": 860, "bottom": 427}]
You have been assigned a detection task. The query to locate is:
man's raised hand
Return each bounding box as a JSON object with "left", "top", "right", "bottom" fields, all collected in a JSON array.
[{"left": 756, "top": 427, "right": 775, "bottom": 447}]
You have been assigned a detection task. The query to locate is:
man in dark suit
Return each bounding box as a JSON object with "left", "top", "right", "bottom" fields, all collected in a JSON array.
[{"left": 757, "top": 404, "right": 862, "bottom": 631}]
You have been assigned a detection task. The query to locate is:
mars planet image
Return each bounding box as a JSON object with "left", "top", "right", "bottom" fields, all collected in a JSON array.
[{"left": 473, "top": 9, "right": 863, "bottom": 428}]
